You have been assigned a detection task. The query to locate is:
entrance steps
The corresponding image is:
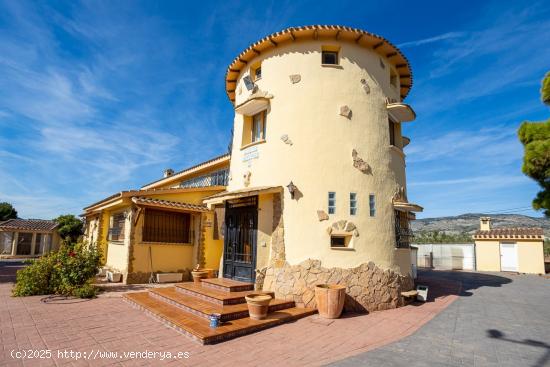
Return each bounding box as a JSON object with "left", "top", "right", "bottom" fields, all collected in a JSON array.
[{"left": 123, "top": 278, "right": 316, "bottom": 344}]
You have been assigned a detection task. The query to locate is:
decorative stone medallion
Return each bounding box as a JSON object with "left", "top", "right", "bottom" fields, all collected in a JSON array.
[
  {"left": 243, "top": 171, "right": 251, "bottom": 187},
  {"left": 280, "top": 134, "right": 293, "bottom": 145},
  {"left": 360, "top": 78, "right": 370, "bottom": 94}
]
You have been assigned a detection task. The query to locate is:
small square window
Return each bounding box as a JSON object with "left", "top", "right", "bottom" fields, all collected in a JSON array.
[
  {"left": 254, "top": 66, "right": 262, "bottom": 80},
  {"left": 350, "top": 193, "right": 357, "bottom": 215},
  {"left": 369, "top": 194, "right": 376, "bottom": 217},
  {"left": 330, "top": 236, "right": 346, "bottom": 247},
  {"left": 322, "top": 51, "right": 338, "bottom": 65},
  {"left": 328, "top": 192, "right": 336, "bottom": 214}
]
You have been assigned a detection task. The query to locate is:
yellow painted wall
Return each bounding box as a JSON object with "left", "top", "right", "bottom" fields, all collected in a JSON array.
[
  {"left": 475, "top": 240, "right": 501, "bottom": 272},
  {"left": 202, "top": 212, "right": 224, "bottom": 270},
  {"left": 257, "top": 194, "right": 274, "bottom": 270},
  {"left": 475, "top": 240, "right": 545, "bottom": 274},
  {"left": 517, "top": 240, "right": 545, "bottom": 274},
  {"left": 227, "top": 39, "right": 410, "bottom": 273}
]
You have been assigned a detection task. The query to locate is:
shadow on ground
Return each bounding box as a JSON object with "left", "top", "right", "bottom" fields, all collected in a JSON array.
[
  {"left": 415, "top": 269, "right": 512, "bottom": 302},
  {"left": 0, "top": 261, "right": 26, "bottom": 283}
]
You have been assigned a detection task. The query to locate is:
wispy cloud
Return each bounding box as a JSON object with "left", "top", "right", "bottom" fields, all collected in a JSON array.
[{"left": 397, "top": 32, "right": 465, "bottom": 48}]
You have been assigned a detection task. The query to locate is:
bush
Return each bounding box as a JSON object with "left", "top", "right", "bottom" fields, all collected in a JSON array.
[{"left": 12, "top": 241, "right": 101, "bottom": 298}]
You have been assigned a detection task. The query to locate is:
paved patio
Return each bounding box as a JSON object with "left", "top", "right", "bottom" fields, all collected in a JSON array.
[
  {"left": 331, "top": 271, "right": 550, "bottom": 367},
  {"left": 3, "top": 262, "right": 545, "bottom": 366}
]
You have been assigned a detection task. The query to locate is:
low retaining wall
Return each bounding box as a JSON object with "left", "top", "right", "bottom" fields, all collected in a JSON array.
[{"left": 259, "top": 259, "right": 414, "bottom": 312}]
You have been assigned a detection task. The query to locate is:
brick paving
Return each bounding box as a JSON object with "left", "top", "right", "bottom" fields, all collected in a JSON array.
[{"left": 1, "top": 262, "right": 459, "bottom": 366}]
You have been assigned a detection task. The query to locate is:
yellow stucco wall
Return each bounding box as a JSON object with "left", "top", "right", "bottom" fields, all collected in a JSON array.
[
  {"left": 227, "top": 39, "right": 411, "bottom": 273},
  {"left": 517, "top": 240, "right": 545, "bottom": 274},
  {"left": 475, "top": 240, "right": 501, "bottom": 272},
  {"left": 85, "top": 188, "right": 225, "bottom": 281},
  {"left": 475, "top": 240, "right": 545, "bottom": 274}
]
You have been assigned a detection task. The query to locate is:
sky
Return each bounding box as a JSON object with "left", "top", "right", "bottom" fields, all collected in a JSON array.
[{"left": 0, "top": 0, "right": 549, "bottom": 220}]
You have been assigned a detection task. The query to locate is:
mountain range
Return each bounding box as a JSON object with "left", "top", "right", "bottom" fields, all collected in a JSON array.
[{"left": 411, "top": 213, "right": 550, "bottom": 237}]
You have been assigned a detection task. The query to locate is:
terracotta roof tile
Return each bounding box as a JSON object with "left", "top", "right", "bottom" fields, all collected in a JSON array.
[
  {"left": 0, "top": 219, "right": 58, "bottom": 231},
  {"left": 473, "top": 227, "right": 544, "bottom": 240},
  {"left": 132, "top": 197, "right": 210, "bottom": 212}
]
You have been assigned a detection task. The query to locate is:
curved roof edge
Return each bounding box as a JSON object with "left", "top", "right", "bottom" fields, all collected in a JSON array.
[{"left": 225, "top": 25, "right": 413, "bottom": 103}]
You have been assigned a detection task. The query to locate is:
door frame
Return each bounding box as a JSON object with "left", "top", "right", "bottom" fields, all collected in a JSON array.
[
  {"left": 222, "top": 196, "right": 258, "bottom": 282},
  {"left": 499, "top": 242, "right": 518, "bottom": 272}
]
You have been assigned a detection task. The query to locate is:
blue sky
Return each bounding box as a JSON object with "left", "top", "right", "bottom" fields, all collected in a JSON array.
[{"left": 0, "top": 0, "right": 549, "bottom": 219}]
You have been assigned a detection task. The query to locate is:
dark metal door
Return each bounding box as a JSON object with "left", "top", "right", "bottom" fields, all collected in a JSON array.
[{"left": 223, "top": 196, "right": 258, "bottom": 282}]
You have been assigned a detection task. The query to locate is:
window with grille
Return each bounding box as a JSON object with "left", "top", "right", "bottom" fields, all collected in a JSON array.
[
  {"left": 142, "top": 209, "right": 190, "bottom": 244},
  {"left": 108, "top": 212, "right": 126, "bottom": 241},
  {"left": 328, "top": 192, "right": 336, "bottom": 214},
  {"left": 322, "top": 51, "right": 338, "bottom": 65},
  {"left": 369, "top": 194, "right": 376, "bottom": 217},
  {"left": 350, "top": 193, "right": 357, "bottom": 215}
]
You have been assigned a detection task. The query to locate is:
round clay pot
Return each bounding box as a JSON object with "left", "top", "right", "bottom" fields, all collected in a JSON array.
[
  {"left": 245, "top": 293, "right": 272, "bottom": 320},
  {"left": 191, "top": 270, "right": 209, "bottom": 285},
  {"left": 314, "top": 284, "right": 346, "bottom": 319}
]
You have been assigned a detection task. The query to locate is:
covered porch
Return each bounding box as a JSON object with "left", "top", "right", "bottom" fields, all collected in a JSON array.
[{"left": 0, "top": 219, "right": 60, "bottom": 258}]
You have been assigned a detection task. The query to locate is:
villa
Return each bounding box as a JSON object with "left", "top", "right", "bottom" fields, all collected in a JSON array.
[{"left": 83, "top": 25, "right": 421, "bottom": 316}]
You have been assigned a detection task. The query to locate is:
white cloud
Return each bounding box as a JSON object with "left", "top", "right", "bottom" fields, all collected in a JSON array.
[{"left": 397, "top": 32, "right": 466, "bottom": 48}]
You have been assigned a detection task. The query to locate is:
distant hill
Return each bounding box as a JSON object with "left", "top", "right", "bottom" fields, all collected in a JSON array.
[{"left": 411, "top": 213, "right": 550, "bottom": 237}]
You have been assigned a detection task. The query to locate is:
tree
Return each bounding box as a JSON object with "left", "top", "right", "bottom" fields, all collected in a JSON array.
[
  {"left": 54, "top": 214, "right": 84, "bottom": 242},
  {"left": 518, "top": 73, "right": 550, "bottom": 217},
  {"left": 0, "top": 202, "right": 17, "bottom": 221}
]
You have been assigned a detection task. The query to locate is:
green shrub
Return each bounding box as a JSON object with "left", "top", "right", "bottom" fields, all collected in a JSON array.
[
  {"left": 12, "top": 241, "right": 101, "bottom": 298},
  {"left": 72, "top": 283, "right": 98, "bottom": 298}
]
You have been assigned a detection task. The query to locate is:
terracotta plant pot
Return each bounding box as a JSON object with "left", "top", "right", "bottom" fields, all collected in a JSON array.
[
  {"left": 314, "top": 284, "right": 346, "bottom": 319},
  {"left": 245, "top": 293, "right": 272, "bottom": 320},
  {"left": 191, "top": 270, "right": 209, "bottom": 285}
]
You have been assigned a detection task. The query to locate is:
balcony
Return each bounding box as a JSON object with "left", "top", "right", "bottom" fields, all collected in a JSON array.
[{"left": 179, "top": 168, "right": 229, "bottom": 189}]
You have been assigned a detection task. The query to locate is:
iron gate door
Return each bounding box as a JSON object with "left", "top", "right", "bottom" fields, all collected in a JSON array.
[{"left": 223, "top": 196, "right": 258, "bottom": 282}]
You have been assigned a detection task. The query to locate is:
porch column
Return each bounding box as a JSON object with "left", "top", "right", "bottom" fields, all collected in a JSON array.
[
  {"left": 30, "top": 233, "right": 37, "bottom": 256},
  {"left": 11, "top": 232, "right": 18, "bottom": 256}
]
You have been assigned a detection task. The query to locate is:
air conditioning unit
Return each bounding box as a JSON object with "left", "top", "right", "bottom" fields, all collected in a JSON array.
[
  {"left": 156, "top": 273, "right": 183, "bottom": 283},
  {"left": 106, "top": 271, "right": 122, "bottom": 283}
]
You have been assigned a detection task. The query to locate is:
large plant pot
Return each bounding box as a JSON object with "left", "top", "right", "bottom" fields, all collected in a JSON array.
[
  {"left": 245, "top": 293, "right": 272, "bottom": 320},
  {"left": 315, "top": 284, "right": 346, "bottom": 319},
  {"left": 191, "top": 270, "right": 209, "bottom": 285}
]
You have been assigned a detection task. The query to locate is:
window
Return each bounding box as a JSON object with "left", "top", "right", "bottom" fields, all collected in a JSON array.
[
  {"left": 389, "top": 119, "right": 396, "bottom": 146},
  {"left": 16, "top": 233, "right": 32, "bottom": 255},
  {"left": 330, "top": 236, "right": 346, "bottom": 248},
  {"left": 328, "top": 192, "right": 336, "bottom": 214},
  {"left": 142, "top": 209, "right": 190, "bottom": 244},
  {"left": 179, "top": 168, "right": 229, "bottom": 188},
  {"left": 34, "top": 233, "right": 43, "bottom": 255},
  {"left": 369, "top": 194, "right": 376, "bottom": 217},
  {"left": 350, "top": 193, "right": 357, "bottom": 215},
  {"left": 108, "top": 212, "right": 126, "bottom": 241},
  {"left": 252, "top": 111, "right": 266, "bottom": 143},
  {"left": 0, "top": 232, "right": 13, "bottom": 255},
  {"left": 322, "top": 51, "right": 338, "bottom": 65},
  {"left": 254, "top": 66, "right": 262, "bottom": 80}
]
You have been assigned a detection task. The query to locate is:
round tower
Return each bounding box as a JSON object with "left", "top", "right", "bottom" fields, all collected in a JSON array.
[{"left": 207, "top": 25, "right": 421, "bottom": 311}]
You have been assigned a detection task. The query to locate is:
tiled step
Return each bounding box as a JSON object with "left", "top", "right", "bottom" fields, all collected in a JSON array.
[
  {"left": 150, "top": 287, "right": 295, "bottom": 322},
  {"left": 175, "top": 282, "right": 274, "bottom": 305},
  {"left": 200, "top": 278, "right": 254, "bottom": 292},
  {"left": 124, "top": 292, "right": 316, "bottom": 344}
]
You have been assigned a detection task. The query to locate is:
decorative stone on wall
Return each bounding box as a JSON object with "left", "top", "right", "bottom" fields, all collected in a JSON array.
[
  {"left": 352, "top": 149, "right": 372, "bottom": 174},
  {"left": 269, "top": 193, "right": 286, "bottom": 267},
  {"left": 339, "top": 105, "right": 352, "bottom": 119},
  {"left": 289, "top": 74, "right": 301, "bottom": 84},
  {"left": 360, "top": 78, "right": 370, "bottom": 94},
  {"left": 317, "top": 210, "right": 329, "bottom": 221},
  {"left": 327, "top": 219, "right": 359, "bottom": 237},
  {"left": 280, "top": 134, "right": 293, "bottom": 145},
  {"left": 260, "top": 259, "right": 414, "bottom": 312}
]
